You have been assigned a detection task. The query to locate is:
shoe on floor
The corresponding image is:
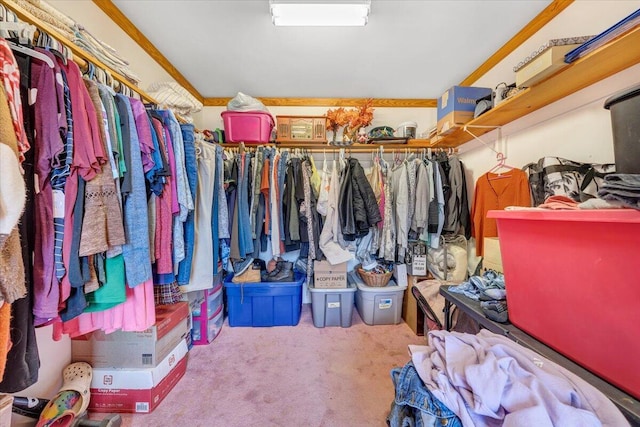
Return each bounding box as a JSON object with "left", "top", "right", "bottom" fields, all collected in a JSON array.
[
  {"left": 12, "top": 396, "right": 50, "bottom": 419},
  {"left": 36, "top": 362, "right": 92, "bottom": 427}
]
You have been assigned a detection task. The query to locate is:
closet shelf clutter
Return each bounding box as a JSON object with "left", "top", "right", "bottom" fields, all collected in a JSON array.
[
  {"left": 3, "top": 0, "right": 158, "bottom": 106},
  {"left": 430, "top": 25, "right": 640, "bottom": 149}
]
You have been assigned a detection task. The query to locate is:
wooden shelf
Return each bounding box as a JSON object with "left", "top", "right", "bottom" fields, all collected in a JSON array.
[{"left": 430, "top": 25, "right": 640, "bottom": 148}]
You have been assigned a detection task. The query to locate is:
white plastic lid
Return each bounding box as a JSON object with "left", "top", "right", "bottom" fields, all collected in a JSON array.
[{"left": 398, "top": 121, "right": 417, "bottom": 128}]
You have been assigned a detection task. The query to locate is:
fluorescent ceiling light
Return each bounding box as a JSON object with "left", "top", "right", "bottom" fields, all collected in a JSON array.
[{"left": 270, "top": 1, "right": 371, "bottom": 26}]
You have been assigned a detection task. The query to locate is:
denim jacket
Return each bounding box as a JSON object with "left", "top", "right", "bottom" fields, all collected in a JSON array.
[{"left": 387, "top": 361, "right": 461, "bottom": 427}]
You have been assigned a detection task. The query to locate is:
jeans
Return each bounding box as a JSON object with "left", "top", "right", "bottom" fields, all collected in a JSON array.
[
  {"left": 387, "top": 361, "right": 461, "bottom": 427},
  {"left": 177, "top": 124, "right": 197, "bottom": 285}
]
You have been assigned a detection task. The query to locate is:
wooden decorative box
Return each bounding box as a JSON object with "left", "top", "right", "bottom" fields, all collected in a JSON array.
[{"left": 276, "top": 115, "right": 327, "bottom": 143}]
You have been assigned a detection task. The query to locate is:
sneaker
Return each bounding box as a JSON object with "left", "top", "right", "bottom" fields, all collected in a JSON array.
[
  {"left": 233, "top": 257, "right": 254, "bottom": 275},
  {"left": 481, "top": 300, "right": 509, "bottom": 323}
]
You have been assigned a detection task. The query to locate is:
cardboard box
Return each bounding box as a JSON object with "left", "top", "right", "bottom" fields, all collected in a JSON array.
[
  {"left": 89, "top": 339, "right": 189, "bottom": 413},
  {"left": 402, "top": 275, "right": 428, "bottom": 336},
  {"left": 483, "top": 237, "right": 503, "bottom": 272},
  {"left": 515, "top": 44, "right": 580, "bottom": 88},
  {"left": 393, "top": 263, "right": 408, "bottom": 288},
  {"left": 72, "top": 302, "right": 190, "bottom": 368},
  {"left": 313, "top": 261, "right": 348, "bottom": 289},
  {"left": 437, "top": 85, "right": 492, "bottom": 135},
  {"left": 0, "top": 394, "right": 12, "bottom": 427}
]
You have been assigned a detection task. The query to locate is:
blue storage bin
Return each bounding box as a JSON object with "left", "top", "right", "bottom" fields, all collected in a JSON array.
[{"left": 223, "top": 272, "right": 304, "bottom": 327}]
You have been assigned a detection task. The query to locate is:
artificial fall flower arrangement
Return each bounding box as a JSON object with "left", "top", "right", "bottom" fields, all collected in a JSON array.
[{"left": 325, "top": 99, "right": 375, "bottom": 143}]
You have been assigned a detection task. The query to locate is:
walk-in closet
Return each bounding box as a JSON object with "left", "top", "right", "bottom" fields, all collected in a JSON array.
[{"left": 1, "top": 1, "right": 640, "bottom": 426}]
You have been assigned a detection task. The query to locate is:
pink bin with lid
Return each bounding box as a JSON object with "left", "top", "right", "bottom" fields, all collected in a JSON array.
[
  {"left": 221, "top": 110, "right": 274, "bottom": 143},
  {"left": 488, "top": 208, "right": 640, "bottom": 399}
]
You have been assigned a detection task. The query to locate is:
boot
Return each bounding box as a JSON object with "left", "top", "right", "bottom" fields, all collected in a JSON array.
[{"left": 265, "top": 261, "right": 294, "bottom": 282}]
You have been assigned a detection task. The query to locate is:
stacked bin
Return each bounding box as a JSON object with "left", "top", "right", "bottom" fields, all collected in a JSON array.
[{"left": 189, "top": 273, "right": 224, "bottom": 345}]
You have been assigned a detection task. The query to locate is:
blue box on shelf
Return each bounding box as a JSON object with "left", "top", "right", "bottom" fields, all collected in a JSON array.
[
  {"left": 436, "top": 85, "right": 492, "bottom": 135},
  {"left": 223, "top": 272, "right": 305, "bottom": 327}
]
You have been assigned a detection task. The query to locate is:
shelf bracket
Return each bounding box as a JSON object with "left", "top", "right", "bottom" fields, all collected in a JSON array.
[{"left": 463, "top": 124, "right": 504, "bottom": 155}]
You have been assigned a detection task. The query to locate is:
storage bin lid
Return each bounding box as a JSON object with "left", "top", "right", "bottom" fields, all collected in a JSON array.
[
  {"left": 487, "top": 209, "right": 640, "bottom": 223},
  {"left": 223, "top": 271, "right": 305, "bottom": 287},
  {"left": 309, "top": 281, "right": 356, "bottom": 293},
  {"left": 604, "top": 83, "right": 640, "bottom": 110}
]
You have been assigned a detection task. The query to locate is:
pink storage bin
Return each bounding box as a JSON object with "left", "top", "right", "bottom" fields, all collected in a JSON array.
[
  {"left": 221, "top": 110, "right": 274, "bottom": 143},
  {"left": 488, "top": 208, "right": 640, "bottom": 400}
]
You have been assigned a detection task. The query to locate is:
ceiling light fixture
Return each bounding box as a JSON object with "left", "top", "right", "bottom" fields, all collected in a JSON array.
[{"left": 270, "top": 0, "right": 371, "bottom": 27}]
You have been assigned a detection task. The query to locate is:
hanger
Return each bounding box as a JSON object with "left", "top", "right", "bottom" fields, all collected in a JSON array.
[
  {"left": 0, "top": 21, "right": 36, "bottom": 41},
  {"left": 487, "top": 152, "right": 516, "bottom": 179},
  {"left": 6, "top": 40, "right": 54, "bottom": 68}
]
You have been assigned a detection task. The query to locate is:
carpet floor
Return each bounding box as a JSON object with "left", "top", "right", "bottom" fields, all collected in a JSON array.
[{"left": 107, "top": 303, "right": 426, "bottom": 427}]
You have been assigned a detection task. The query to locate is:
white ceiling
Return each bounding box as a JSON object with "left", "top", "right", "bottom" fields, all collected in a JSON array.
[{"left": 112, "top": 0, "right": 553, "bottom": 99}]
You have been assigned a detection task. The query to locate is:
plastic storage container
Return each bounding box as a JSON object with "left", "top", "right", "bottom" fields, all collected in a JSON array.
[
  {"left": 224, "top": 272, "right": 304, "bottom": 327},
  {"left": 190, "top": 282, "right": 223, "bottom": 319},
  {"left": 489, "top": 209, "right": 640, "bottom": 400},
  {"left": 604, "top": 83, "right": 640, "bottom": 174},
  {"left": 221, "top": 110, "right": 274, "bottom": 143},
  {"left": 309, "top": 282, "right": 357, "bottom": 328},
  {"left": 191, "top": 305, "right": 224, "bottom": 345},
  {"left": 350, "top": 272, "right": 407, "bottom": 325},
  {"left": 396, "top": 121, "right": 417, "bottom": 139}
]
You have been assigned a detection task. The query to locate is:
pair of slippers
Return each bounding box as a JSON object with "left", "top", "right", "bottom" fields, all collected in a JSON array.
[{"left": 35, "top": 362, "right": 92, "bottom": 427}]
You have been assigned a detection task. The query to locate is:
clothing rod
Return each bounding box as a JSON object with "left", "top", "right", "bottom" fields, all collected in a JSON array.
[
  {"left": 221, "top": 144, "right": 458, "bottom": 153},
  {"left": 3, "top": 0, "right": 159, "bottom": 105}
]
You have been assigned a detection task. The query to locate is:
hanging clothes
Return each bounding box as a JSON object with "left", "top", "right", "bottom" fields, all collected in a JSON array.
[
  {"left": 428, "top": 161, "right": 446, "bottom": 249},
  {"left": 0, "top": 44, "right": 39, "bottom": 393},
  {"left": 339, "top": 158, "right": 382, "bottom": 241},
  {"left": 183, "top": 140, "right": 216, "bottom": 292},
  {"left": 471, "top": 169, "right": 531, "bottom": 256},
  {"left": 176, "top": 123, "right": 198, "bottom": 285},
  {"left": 319, "top": 160, "right": 352, "bottom": 265},
  {"left": 391, "top": 160, "right": 409, "bottom": 257}
]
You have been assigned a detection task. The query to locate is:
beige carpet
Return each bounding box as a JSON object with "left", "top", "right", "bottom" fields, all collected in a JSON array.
[{"left": 113, "top": 303, "right": 426, "bottom": 427}]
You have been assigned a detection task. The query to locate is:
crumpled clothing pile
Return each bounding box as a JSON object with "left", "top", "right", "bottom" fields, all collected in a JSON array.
[{"left": 448, "top": 268, "right": 506, "bottom": 300}]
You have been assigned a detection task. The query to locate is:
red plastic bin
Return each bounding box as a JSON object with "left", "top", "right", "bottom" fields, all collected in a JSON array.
[
  {"left": 488, "top": 208, "right": 640, "bottom": 399},
  {"left": 221, "top": 110, "right": 274, "bottom": 143}
]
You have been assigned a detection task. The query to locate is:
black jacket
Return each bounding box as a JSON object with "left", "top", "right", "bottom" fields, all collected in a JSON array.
[{"left": 339, "top": 158, "right": 382, "bottom": 241}]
